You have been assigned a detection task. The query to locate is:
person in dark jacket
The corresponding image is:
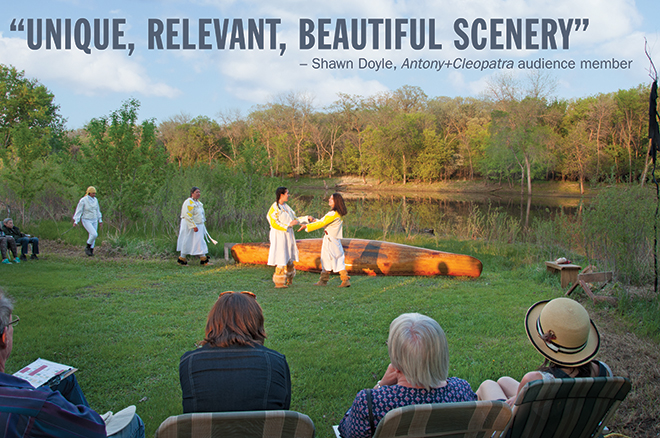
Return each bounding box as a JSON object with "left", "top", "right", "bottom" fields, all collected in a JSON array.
[
  {"left": 179, "top": 291, "right": 291, "bottom": 413},
  {"left": 0, "top": 230, "right": 19, "bottom": 264},
  {"left": 2, "top": 218, "right": 39, "bottom": 261}
]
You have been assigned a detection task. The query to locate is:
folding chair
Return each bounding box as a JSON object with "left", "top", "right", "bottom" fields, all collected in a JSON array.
[
  {"left": 504, "top": 376, "right": 631, "bottom": 438},
  {"left": 154, "top": 410, "right": 315, "bottom": 438},
  {"left": 368, "top": 400, "right": 512, "bottom": 438}
]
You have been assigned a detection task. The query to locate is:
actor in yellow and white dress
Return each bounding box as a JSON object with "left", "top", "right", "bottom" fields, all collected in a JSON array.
[
  {"left": 301, "top": 193, "right": 350, "bottom": 287},
  {"left": 267, "top": 187, "right": 312, "bottom": 288},
  {"left": 177, "top": 187, "right": 209, "bottom": 265}
]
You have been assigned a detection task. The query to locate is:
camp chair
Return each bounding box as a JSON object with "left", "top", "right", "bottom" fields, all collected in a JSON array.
[
  {"left": 364, "top": 400, "right": 512, "bottom": 438},
  {"left": 503, "top": 376, "right": 631, "bottom": 438},
  {"left": 154, "top": 410, "right": 315, "bottom": 438}
]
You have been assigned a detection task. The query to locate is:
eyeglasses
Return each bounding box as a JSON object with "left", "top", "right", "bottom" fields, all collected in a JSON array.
[
  {"left": 219, "top": 291, "right": 256, "bottom": 299},
  {"left": 1, "top": 315, "right": 19, "bottom": 333}
]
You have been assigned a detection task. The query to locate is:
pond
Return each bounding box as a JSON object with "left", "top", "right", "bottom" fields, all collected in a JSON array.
[{"left": 293, "top": 189, "right": 590, "bottom": 237}]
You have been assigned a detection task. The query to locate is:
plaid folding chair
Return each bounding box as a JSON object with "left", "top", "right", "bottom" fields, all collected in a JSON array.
[
  {"left": 504, "top": 376, "right": 631, "bottom": 438},
  {"left": 369, "top": 400, "right": 512, "bottom": 438},
  {"left": 154, "top": 410, "right": 315, "bottom": 438}
]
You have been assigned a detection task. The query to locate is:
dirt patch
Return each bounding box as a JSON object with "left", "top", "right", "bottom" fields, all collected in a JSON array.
[{"left": 591, "top": 307, "right": 660, "bottom": 438}]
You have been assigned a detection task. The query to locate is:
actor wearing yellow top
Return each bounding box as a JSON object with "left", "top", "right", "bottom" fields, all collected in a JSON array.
[
  {"left": 177, "top": 187, "right": 209, "bottom": 265},
  {"left": 300, "top": 193, "right": 350, "bottom": 287},
  {"left": 267, "top": 187, "right": 312, "bottom": 288}
]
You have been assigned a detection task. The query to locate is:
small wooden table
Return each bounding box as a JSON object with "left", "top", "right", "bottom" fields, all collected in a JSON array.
[{"left": 545, "top": 261, "right": 582, "bottom": 288}]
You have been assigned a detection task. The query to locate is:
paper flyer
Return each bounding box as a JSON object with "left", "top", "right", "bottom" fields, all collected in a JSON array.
[
  {"left": 1, "top": 0, "right": 657, "bottom": 128},
  {"left": 13, "top": 358, "right": 77, "bottom": 388}
]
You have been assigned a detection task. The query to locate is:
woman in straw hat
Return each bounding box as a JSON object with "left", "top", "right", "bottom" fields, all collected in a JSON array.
[
  {"left": 73, "top": 186, "right": 103, "bottom": 256},
  {"left": 476, "top": 297, "right": 612, "bottom": 405}
]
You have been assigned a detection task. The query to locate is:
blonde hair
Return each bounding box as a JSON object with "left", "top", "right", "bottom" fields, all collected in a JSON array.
[{"left": 388, "top": 313, "right": 449, "bottom": 389}]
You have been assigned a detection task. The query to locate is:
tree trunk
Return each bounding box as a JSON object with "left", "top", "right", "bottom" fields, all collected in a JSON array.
[{"left": 525, "top": 154, "right": 532, "bottom": 196}]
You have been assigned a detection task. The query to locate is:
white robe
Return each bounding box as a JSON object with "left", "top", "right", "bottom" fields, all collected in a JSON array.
[
  {"left": 177, "top": 197, "right": 208, "bottom": 256},
  {"left": 305, "top": 210, "right": 345, "bottom": 272},
  {"left": 267, "top": 202, "right": 307, "bottom": 266}
]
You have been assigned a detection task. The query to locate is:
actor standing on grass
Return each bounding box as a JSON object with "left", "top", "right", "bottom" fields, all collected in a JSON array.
[
  {"left": 177, "top": 186, "right": 210, "bottom": 266},
  {"left": 73, "top": 186, "right": 102, "bottom": 257},
  {"left": 299, "top": 193, "right": 350, "bottom": 287},
  {"left": 266, "top": 187, "right": 312, "bottom": 288}
]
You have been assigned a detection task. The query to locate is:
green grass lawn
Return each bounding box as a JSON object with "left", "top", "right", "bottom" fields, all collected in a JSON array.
[{"left": 1, "top": 240, "right": 565, "bottom": 438}]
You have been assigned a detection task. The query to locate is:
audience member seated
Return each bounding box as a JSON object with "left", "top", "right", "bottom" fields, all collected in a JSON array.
[
  {"left": 179, "top": 291, "right": 291, "bottom": 413},
  {"left": 338, "top": 313, "right": 477, "bottom": 438},
  {"left": 477, "top": 297, "right": 611, "bottom": 405},
  {"left": 0, "top": 289, "right": 145, "bottom": 438},
  {"left": 0, "top": 231, "right": 20, "bottom": 264},
  {"left": 2, "top": 218, "right": 39, "bottom": 261}
]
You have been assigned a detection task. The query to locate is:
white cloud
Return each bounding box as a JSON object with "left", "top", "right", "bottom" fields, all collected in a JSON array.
[{"left": 0, "top": 33, "right": 181, "bottom": 98}]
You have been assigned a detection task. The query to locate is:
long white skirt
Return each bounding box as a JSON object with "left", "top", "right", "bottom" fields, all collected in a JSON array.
[
  {"left": 320, "top": 234, "right": 345, "bottom": 272},
  {"left": 177, "top": 221, "right": 208, "bottom": 256},
  {"left": 267, "top": 228, "right": 298, "bottom": 266}
]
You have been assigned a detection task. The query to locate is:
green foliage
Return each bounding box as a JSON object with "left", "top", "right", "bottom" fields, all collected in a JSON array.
[
  {"left": 0, "top": 64, "right": 63, "bottom": 217},
  {"left": 65, "top": 99, "right": 170, "bottom": 230},
  {"left": 583, "top": 185, "right": 656, "bottom": 285},
  {"left": 414, "top": 129, "right": 455, "bottom": 182}
]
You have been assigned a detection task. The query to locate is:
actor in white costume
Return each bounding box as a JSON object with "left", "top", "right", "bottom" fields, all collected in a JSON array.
[
  {"left": 73, "top": 186, "right": 103, "bottom": 257},
  {"left": 177, "top": 187, "right": 209, "bottom": 265},
  {"left": 267, "top": 187, "right": 312, "bottom": 288},
  {"left": 300, "top": 193, "right": 350, "bottom": 287}
]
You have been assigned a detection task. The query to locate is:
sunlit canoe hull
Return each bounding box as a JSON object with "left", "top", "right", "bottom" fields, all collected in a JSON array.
[{"left": 230, "top": 238, "right": 482, "bottom": 278}]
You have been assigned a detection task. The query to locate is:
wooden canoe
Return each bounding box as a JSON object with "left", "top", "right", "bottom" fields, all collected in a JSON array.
[{"left": 230, "top": 238, "right": 482, "bottom": 278}]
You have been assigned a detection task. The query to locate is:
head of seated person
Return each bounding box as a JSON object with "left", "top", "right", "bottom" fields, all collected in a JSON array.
[
  {"left": 337, "top": 313, "right": 477, "bottom": 438},
  {"left": 388, "top": 312, "right": 448, "bottom": 389},
  {"left": 202, "top": 291, "right": 264, "bottom": 348}
]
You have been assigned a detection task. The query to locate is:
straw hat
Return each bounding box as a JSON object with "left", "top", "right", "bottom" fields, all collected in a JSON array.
[
  {"left": 86, "top": 186, "right": 97, "bottom": 195},
  {"left": 524, "top": 297, "right": 600, "bottom": 367}
]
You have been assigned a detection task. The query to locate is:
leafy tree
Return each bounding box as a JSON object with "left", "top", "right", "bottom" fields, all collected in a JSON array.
[
  {"left": 67, "top": 99, "right": 169, "bottom": 230},
  {"left": 0, "top": 64, "right": 64, "bottom": 219}
]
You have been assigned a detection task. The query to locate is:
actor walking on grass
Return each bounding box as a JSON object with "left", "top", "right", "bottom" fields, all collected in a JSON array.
[
  {"left": 73, "top": 186, "right": 102, "bottom": 257},
  {"left": 177, "top": 187, "right": 210, "bottom": 266}
]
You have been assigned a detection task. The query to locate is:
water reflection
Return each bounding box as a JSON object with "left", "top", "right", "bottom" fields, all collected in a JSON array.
[{"left": 294, "top": 190, "right": 589, "bottom": 237}]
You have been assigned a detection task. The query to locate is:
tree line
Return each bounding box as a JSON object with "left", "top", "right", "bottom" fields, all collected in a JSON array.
[
  {"left": 157, "top": 74, "right": 653, "bottom": 196},
  {"left": 0, "top": 63, "right": 655, "bottom": 225}
]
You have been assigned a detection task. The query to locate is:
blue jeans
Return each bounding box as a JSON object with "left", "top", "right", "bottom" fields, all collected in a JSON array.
[
  {"left": 15, "top": 236, "right": 39, "bottom": 256},
  {"left": 53, "top": 375, "right": 145, "bottom": 438},
  {"left": 110, "top": 414, "right": 145, "bottom": 438},
  {"left": 51, "top": 374, "right": 89, "bottom": 406}
]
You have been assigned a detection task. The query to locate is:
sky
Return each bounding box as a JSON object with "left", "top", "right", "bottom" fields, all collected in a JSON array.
[{"left": 1, "top": 0, "right": 659, "bottom": 129}]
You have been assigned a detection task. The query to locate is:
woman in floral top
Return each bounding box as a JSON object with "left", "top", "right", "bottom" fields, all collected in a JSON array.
[{"left": 338, "top": 313, "right": 477, "bottom": 438}]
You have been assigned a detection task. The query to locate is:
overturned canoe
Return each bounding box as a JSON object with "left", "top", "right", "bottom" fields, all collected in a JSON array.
[{"left": 230, "top": 238, "right": 482, "bottom": 278}]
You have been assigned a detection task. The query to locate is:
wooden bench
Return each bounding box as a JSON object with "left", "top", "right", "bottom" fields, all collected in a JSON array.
[
  {"left": 545, "top": 261, "right": 582, "bottom": 288},
  {"left": 566, "top": 266, "right": 616, "bottom": 305}
]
